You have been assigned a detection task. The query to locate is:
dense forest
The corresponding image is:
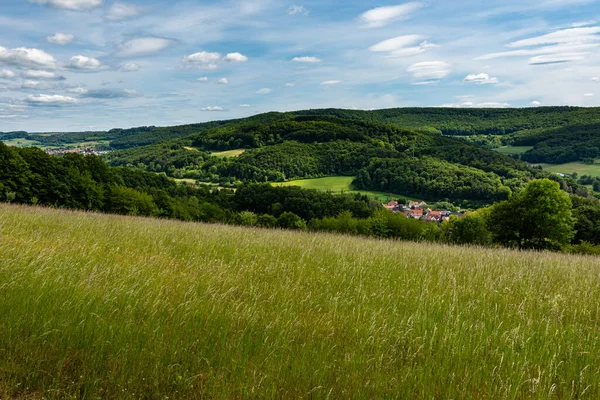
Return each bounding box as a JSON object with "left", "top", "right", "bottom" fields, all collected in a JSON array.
[
  {"left": 516, "top": 124, "right": 600, "bottom": 164},
  {"left": 104, "top": 115, "right": 565, "bottom": 203}
]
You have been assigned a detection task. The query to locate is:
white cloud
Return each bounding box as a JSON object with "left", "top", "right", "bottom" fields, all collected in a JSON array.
[
  {"left": 529, "top": 53, "right": 587, "bottom": 64},
  {"left": 464, "top": 73, "right": 498, "bottom": 84},
  {"left": 120, "top": 62, "right": 140, "bottom": 72},
  {"left": 321, "top": 80, "right": 342, "bottom": 85},
  {"left": 359, "top": 3, "right": 423, "bottom": 28},
  {"left": 197, "top": 77, "right": 208, "bottom": 82},
  {"left": 217, "top": 78, "right": 229, "bottom": 84},
  {"left": 288, "top": 5, "right": 309, "bottom": 16},
  {"left": 22, "top": 70, "right": 64, "bottom": 80},
  {"left": 183, "top": 51, "right": 221, "bottom": 69},
  {"left": 593, "top": 77, "right": 600, "bottom": 82},
  {"left": 256, "top": 88, "right": 272, "bottom": 94},
  {"left": 239, "top": 104, "right": 251, "bottom": 108},
  {"left": 26, "top": 94, "right": 78, "bottom": 105},
  {"left": 531, "top": 101, "right": 541, "bottom": 105},
  {"left": 284, "top": 83, "right": 295, "bottom": 87},
  {"left": 477, "top": 27, "right": 600, "bottom": 66},
  {"left": 81, "top": 88, "right": 138, "bottom": 99},
  {"left": 369, "top": 35, "right": 438, "bottom": 57},
  {"left": 106, "top": 2, "right": 140, "bottom": 21},
  {"left": 584, "top": 93, "right": 595, "bottom": 97},
  {"left": 21, "top": 80, "right": 41, "bottom": 89},
  {"left": 0, "top": 69, "right": 16, "bottom": 79},
  {"left": 476, "top": 43, "right": 598, "bottom": 60},
  {"left": 407, "top": 61, "right": 450, "bottom": 81},
  {"left": 27, "top": 0, "right": 103, "bottom": 11},
  {"left": 223, "top": 52, "right": 248, "bottom": 63},
  {"left": 508, "top": 27, "right": 600, "bottom": 48},
  {"left": 292, "top": 56, "right": 321, "bottom": 63},
  {"left": 67, "top": 86, "right": 88, "bottom": 94},
  {"left": 21, "top": 80, "right": 59, "bottom": 90},
  {"left": 201, "top": 106, "right": 224, "bottom": 111},
  {"left": 369, "top": 35, "right": 422, "bottom": 52},
  {"left": 572, "top": 20, "right": 598, "bottom": 28},
  {"left": 0, "top": 46, "right": 57, "bottom": 70},
  {"left": 47, "top": 33, "right": 74, "bottom": 45},
  {"left": 117, "top": 37, "right": 173, "bottom": 57},
  {"left": 67, "top": 55, "right": 104, "bottom": 71}
]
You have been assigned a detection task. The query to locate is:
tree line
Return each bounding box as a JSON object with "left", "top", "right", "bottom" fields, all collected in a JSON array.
[{"left": 2, "top": 142, "right": 600, "bottom": 255}]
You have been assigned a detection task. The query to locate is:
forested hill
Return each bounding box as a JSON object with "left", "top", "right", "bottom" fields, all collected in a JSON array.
[
  {"left": 105, "top": 114, "right": 568, "bottom": 204},
  {"left": 105, "top": 106, "right": 600, "bottom": 149},
  {"left": 4, "top": 106, "right": 600, "bottom": 203}
]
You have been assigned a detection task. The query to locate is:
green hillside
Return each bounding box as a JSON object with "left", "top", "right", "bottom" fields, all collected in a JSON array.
[
  {"left": 4, "top": 107, "right": 600, "bottom": 203},
  {"left": 105, "top": 115, "right": 551, "bottom": 204},
  {"left": 2, "top": 204, "right": 600, "bottom": 399}
]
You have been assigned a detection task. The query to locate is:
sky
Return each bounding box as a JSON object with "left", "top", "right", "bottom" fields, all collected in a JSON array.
[{"left": 0, "top": 0, "right": 600, "bottom": 132}]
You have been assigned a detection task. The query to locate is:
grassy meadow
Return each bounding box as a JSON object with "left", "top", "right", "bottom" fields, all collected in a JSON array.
[
  {"left": 493, "top": 146, "right": 533, "bottom": 155},
  {"left": 275, "top": 176, "right": 417, "bottom": 201},
  {"left": 2, "top": 205, "right": 600, "bottom": 398},
  {"left": 211, "top": 149, "right": 246, "bottom": 158},
  {"left": 537, "top": 162, "right": 600, "bottom": 178}
]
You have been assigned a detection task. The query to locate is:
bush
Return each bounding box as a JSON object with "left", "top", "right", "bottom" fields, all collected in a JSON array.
[
  {"left": 569, "top": 242, "right": 600, "bottom": 255},
  {"left": 277, "top": 212, "right": 307, "bottom": 230},
  {"left": 442, "top": 214, "right": 491, "bottom": 246},
  {"left": 237, "top": 211, "right": 258, "bottom": 226},
  {"left": 256, "top": 214, "right": 278, "bottom": 228}
]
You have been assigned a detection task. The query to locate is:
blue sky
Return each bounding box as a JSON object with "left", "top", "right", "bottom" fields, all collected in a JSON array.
[{"left": 0, "top": 0, "right": 599, "bottom": 131}]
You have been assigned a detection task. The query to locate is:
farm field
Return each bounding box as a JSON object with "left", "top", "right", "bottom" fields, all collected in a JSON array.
[
  {"left": 538, "top": 162, "right": 600, "bottom": 177},
  {"left": 2, "top": 204, "right": 600, "bottom": 398},
  {"left": 493, "top": 145, "right": 533, "bottom": 155},
  {"left": 275, "top": 176, "right": 418, "bottom": 201},
  {"left": 211, "top": 148, "right": 246, "bottom": 157}
]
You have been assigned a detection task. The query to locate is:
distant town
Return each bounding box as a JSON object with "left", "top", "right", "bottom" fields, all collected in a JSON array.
[
  {"left": 383, "top": 200, "right": 469, "bottom": 223},
  {"left": 44, "top": 148, "right": 110, "bottom": 156}
]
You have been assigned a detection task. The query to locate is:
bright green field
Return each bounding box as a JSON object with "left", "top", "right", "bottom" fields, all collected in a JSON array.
[
  {"left": 2, "top": 205, "right": 600, "bottom": 398},
  {"left": 538, "top": 162, "right": 600, "bottom": 177},
  {"left": 276, "top": 176, "right": 418, "bottom": 201},
  {"left": 212, "top": 149, "right": 246, "bottom": 158},
  {"left": 494, "top": 146, "right": 533, "bottom": 155}
]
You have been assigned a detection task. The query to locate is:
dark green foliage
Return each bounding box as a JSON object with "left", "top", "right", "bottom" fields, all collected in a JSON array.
[
  {"left": 106, "top": 141, "right": 210, "bottom": 177},
  {"left": 487, "top": 179, "right": 576, "bottom": 250},
  {"left": 442, "top": 214, "right": 491, "bottom": 246},
  {"left": 0, "top": 142, "right": 378, "bottom": 230},
  {"left": 105, "top": 115, "right": 547, "bottom": 203},
  {"left": 353, "top": 157, "right": 512, "bottom": 202},
  {"left": 277, "top": 212, "right": 307, "bottom": 230},
  {"left": 256, "top": 214, "right": 278, "bottom": 228},
  {"left": 518, "top": 124, "right": 600, "bottom": 164},
  {"left": 234, "top": 184, "right": 374, "bottom": 221},
  {"left": 571, "top": 196, "right": 600, "bottom": 245}
]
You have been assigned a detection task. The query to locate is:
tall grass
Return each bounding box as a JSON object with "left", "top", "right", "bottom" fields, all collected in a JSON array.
[{"left": 2, "top": 204, "right": 600, "bottom": 398}]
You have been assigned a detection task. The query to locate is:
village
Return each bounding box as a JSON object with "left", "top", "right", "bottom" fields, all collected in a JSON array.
[
  {"left": 45, "top": 147, "right": 110, "bottom": 156},
  {"left": 383, "top": 200, "right": 469, "bottom": 223}
]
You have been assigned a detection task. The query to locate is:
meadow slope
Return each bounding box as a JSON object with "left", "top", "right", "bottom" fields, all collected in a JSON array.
[{"left": 2, "top": 205, "right": 600, "bottom": 398}]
